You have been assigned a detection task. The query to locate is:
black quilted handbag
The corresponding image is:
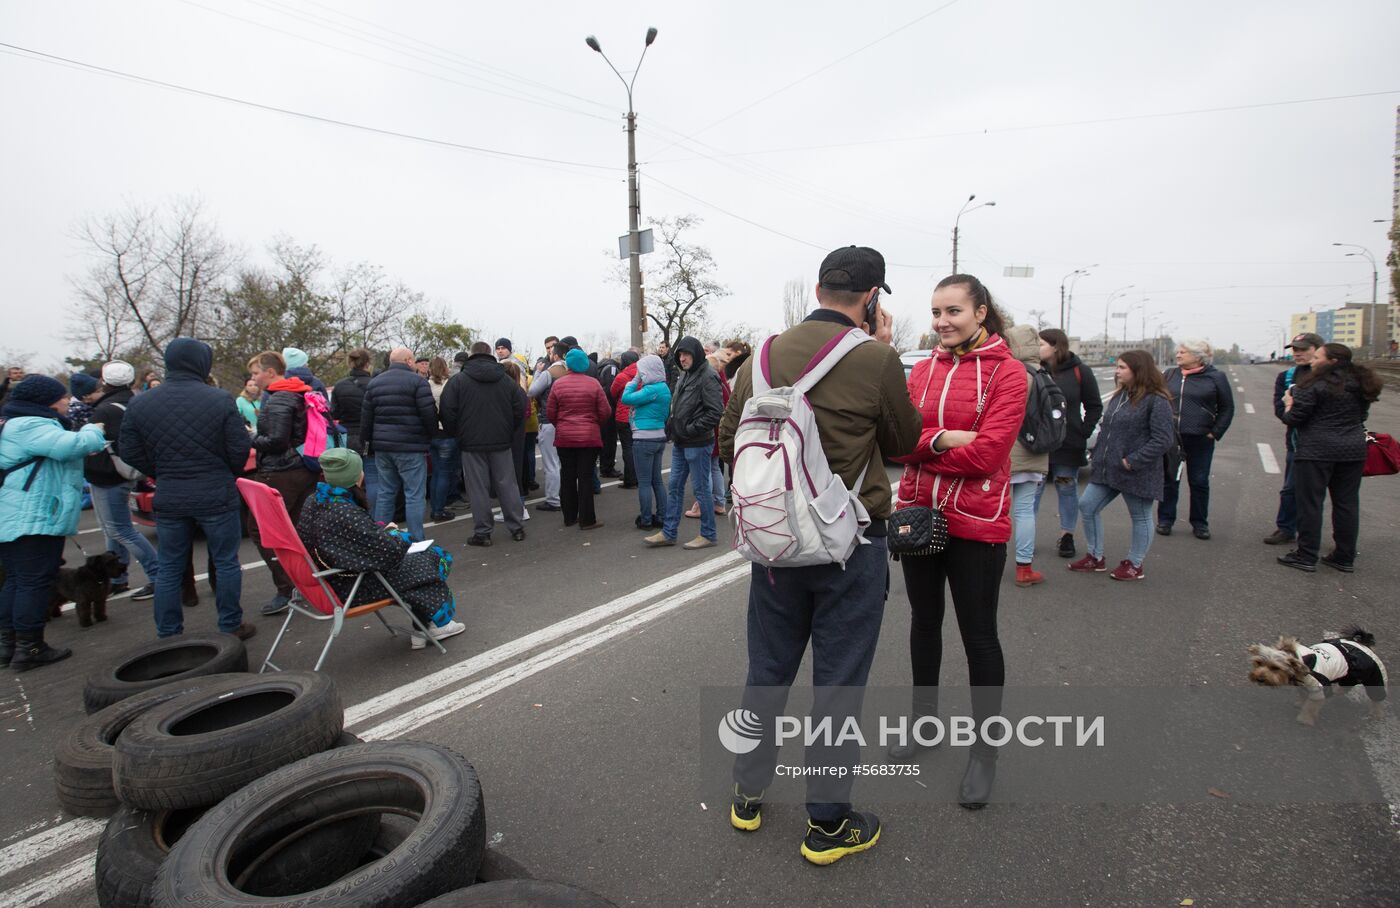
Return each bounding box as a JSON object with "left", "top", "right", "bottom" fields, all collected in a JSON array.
[{"left": 888, "top": 504, "right": 948, "bottom": 558}]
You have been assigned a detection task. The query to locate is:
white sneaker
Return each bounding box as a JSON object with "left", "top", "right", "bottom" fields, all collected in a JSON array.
[
  {"left": 411, "top": 619, "right": 465, "bottom": 650},
  {"left": 494, "top": 507, "right": 530, "bottom": 522}
]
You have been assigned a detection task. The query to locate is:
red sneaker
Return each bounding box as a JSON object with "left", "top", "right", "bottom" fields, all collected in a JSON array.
[
  {"left": 1014, "top": 564, "right": 1045, "bottom": 587},
  {"left": 1067, "top": 555, "right": 1106, "bottom": 573},
  {"left": 1109, "top": 560, "right": 1145, "bottom": 581}
]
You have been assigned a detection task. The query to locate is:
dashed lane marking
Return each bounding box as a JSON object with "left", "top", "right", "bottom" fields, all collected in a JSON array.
[
  {"left": 1244, "top": 403, "right": 1256, "bottom": 414},
  {"left": 1257, "top": 443, "right": 1281, "bottom": 474}
]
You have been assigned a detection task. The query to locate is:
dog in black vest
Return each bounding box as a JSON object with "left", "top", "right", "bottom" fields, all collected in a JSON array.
[{"left": 48, "top": 552, "right": 125, "bottom": 628}]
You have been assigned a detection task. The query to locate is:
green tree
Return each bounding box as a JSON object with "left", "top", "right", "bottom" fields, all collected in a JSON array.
[{"left": 398, "top": 306, "right": 474, "bottom": 361}]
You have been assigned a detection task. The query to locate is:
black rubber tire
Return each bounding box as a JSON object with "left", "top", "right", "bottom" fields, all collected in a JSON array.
[
  {"left": 114, "top": 671, "right": 342, "bottom": 810},
  {"left": 152, "top": 741, "right": 487, "bottom": 908},
  {"left": 55, "top": 673, "right": 247, "bottom": 818},
  {"left": 83, "top": 635, "right": 248, "bottom": 714},
  {"left": 367, "top": 815, "right": 531, "bottom": 883},
  {"left": 95, "top": 733, "right": 370, "bottom": 908},
  {"left": 414, "top": 881, "right": 619, "bottom": 907}
]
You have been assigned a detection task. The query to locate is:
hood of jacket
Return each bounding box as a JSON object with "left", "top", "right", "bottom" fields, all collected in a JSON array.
[
  {"left": 619, "top": 350, "right": 640, "bottom": 369},
  {"left": 164, "top": 337, "right": 212, "bottom": 382},
  {"left": 674, "top": 336, "right": 706, "bottom": 372},
  {"left": 636, "top": 354, "right": 667, "bottom": 386},
  {"left": 1005, "top": 324, "right": 1041, "bottom": 367},
  {"left": 464, "top": 353, "right": 505, "bottom": 384},
  {"left": 268, "top": 376, "right": 313, "bottom": 394}
]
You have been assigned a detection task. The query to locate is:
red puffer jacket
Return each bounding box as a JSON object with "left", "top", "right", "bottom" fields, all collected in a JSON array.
[
  {"left": 546, "top": 372, "right": 612, "bottom": 449},
  {"left": 611, "top": 362, "right": 638, "bottom": 425},
  {"left": 892, "top": 333, "right": 1027, "bottom": 544}
]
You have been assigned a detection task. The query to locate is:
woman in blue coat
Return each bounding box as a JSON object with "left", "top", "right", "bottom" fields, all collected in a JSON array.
[
  {"left": 620, "top": 354, "right": 673, "bottom": 529},
  {"left": 1158, "top": 339, "right": 1234, "bottom": 539},
  {"left": 0, "top": 376, "right": 109, "bottom": 671},
  {"left": 1068, "top": 351, "right": 1175, "bottom": 582}
]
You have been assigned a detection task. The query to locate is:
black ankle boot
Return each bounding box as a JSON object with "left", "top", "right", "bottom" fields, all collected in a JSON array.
[
  {"left": 10, "top": 630, "right": 72, "bottom": 673},
  {"left": 0, "top": 628, "right": 14, "bottom": 668},
  {"left": 958, "top": 749, "right": 998, "bottom": 810},
  {"left": 886, "top": 703, "right": 940, "bottom": 762}
]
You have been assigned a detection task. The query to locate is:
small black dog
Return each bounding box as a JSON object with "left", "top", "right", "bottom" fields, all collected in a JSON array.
[{"left": 49, "top": 552, "right": 125, "bottom": 628}]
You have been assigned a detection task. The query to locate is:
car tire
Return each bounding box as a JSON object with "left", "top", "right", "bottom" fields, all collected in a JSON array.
[
  {"left": 415, "top": 881, "right": 619, "bottom": 907},
  {"left": 55, "top": 674, "right": 247, "bottom": 817},
  {"left": 366, "top": 815, "right": 531, "bottom": 883},
  {"left": 114, "top": 671, "right": 342, "bottom": 811},
  {"left": 83, "top": 635, "right": 248, "bottom": 714},
  {"left": 152, "top": 741, "right": 486, "bottom": 908}
]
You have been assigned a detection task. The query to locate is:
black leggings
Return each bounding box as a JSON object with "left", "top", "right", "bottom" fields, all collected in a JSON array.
[{"left": 900, "top": 536, "right": 1007, "bottom": 751}]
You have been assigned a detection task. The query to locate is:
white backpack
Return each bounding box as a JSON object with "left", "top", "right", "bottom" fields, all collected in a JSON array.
[{"left": 730, "top": 328, "right": 875, "bottom": 569}]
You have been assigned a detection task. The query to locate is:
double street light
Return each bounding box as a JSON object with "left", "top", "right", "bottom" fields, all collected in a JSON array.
[
  {"left": 1060, "top": 264, "right": 1097, "bottom": 332},
  {"left": 951, "top": 194, "right": 995, "bottom": 274},
  {"left": 1102, "top": 284, "right": 1135, "bottom": 344},
  {"left": 1332, "top": 242, "right": 1379, "bottom": 357},
  {"left": 586, "top": 27, "right": 659, "bottom": 349}
]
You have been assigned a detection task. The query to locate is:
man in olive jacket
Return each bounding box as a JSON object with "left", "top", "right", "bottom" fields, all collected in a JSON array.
[{"left": 718, "top": 246, "right": 921, "bottom": 865}]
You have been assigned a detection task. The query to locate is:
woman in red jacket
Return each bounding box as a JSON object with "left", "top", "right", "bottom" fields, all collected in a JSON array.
[
  {"left": 889, "top": 273, "right": 1027, "bottom": 810},
  {"left": 546, "top": 348, "right": 613, "bottom": 529}
]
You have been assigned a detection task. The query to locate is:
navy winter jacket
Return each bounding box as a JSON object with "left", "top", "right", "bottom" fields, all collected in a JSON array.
[
  {"left": 118, "top": 338, "right": 252, "bottom": 517},
  {"left": 439, "top": 354, "right": 525, "bottom": 453},
  {"left": 1165, "top": 365, "right": 1234, "bottom": 439},
  {"left": 1088, "top": 391, "right": 1176, "bottom": 501},
  {"left": 360, "top": 362, "right": 436, "bottom": 454},
  {"left": 1048, "top": 354, "right": 1104, "bottom": 468}
]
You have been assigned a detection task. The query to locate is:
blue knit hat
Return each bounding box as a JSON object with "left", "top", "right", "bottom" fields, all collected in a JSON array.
[
  {"left": 69, "top": 372, "right": 99, "bottom": 398},
  {"left": 9, "top": 375, "right": 67, "bottom": 406},
  {"left": 565, "top": 348, "right": 589, "bottom": 373},
  {"left": 281, "top": 347, "right": 309, "bottom": 370}
]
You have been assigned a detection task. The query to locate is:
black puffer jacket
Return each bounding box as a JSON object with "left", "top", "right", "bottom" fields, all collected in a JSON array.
[
  {"left": 84, "top": 385, "right": 136, "bottom": 487},
  {"left": 667, "top": 336, "right": 723, "bottom": 448},
  {"left": 1048, "top": 355, "right": 1104, "bottom": 468},
  {"left": 1282, "top": 370, "right": 1372, "bottom": 463},
  {"left": 331, "top": 370, "right": 372, "bottom": 453},
  {"left": 251, "top": 377, "right": 311, "bottom": 473},
  {"left": 439, "top": 354, "right": 525, "bottom": 453},
  {"left": 361, "top": 362, "right": 436, "bottom": 454},
  {"left": 1165, "top": 365, "right": 1235, "bottom": 439},
  {"left": 118, "top": 338, "right": 251, "bottom": 517}
]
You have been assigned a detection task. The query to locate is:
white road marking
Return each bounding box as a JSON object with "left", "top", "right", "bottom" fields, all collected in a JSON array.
[
  {"left": 0, "top": 818, "right": 103, "bottom": 877},
  {"left": 3, "top": 854, "right": 93, "bottom": 906},
  {"left": 1244, "top": 403, "right": 1256, "bottom": 414},
  {"left": 1360, "top": 711, "right": 1400, "bottom": 841},
  {"left": 1257, "top": 443, "right": 1281, "bottom": 474},
  {"left": 359, "top": 563, "right": 752, "bottom": 740}
]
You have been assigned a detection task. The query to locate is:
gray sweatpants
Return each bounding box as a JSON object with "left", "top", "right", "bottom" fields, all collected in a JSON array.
[{"left": 461, "top": 449, "right": 527, "bottom": 536}]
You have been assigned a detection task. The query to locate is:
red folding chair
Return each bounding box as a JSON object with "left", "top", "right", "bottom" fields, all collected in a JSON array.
[{"left": 237, "top": 478, "right": 447, "bottom": 672}]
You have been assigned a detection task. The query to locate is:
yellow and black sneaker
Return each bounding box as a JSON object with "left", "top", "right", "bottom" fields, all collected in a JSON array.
[
  {"left": 730, "top": 785, "right": 763, "bottom": 831},
  {"left": 800, "top": 810, "right": 881, "bottom": 866}
]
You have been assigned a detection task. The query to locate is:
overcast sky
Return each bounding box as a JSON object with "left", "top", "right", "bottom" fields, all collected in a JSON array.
[{"left": 3, "top": 0, "right": 1398, "bottom": 368}]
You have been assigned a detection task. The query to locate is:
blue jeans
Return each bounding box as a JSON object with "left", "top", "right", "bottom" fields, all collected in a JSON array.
[
  {"left": 1078, "top": 482, "right": 1154, "bottom": 567},
  {"left": 632, "top": 437, "right": 666, "bottom": 524},
  {"left": 0, "top": 535, "right": 65, "bottom": 633},
  {"left": 1275, "top": 447, "right": 1297, "bottom": 535},
  {"left": 1034, "top": 463, "right": 1081, "bottom": 533},
  {"left": 1011, "top": 479, "right": 1040, "bottom": 564},
  {"left": 374, "top": 451, "right": 428, "bottom": 541},
  {"left": 430, "top": 438, "right": 460, "bottom": 514},
  {"left": 710, "top": 454, "right": 727, "bottom": 509},
  {"left": 89, "top": 482, "right": 159, "bottom": 586},
  {"left": 662, "top": 445, "right": 715, "bottom": 542},
  {"left": 1158, "top": 434, "right": 1215, "bottom": 529},
  {"left": 153, "top": 509, "right": 244, "bottom": 637},
  {"left": 362, "top": 456, "right": 380, "bottom": 515}
]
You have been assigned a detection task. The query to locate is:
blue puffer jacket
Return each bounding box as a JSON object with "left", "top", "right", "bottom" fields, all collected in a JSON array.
[
  {"left": 0, "top": 408, "right": 108, "bottom": 541},
  {"left": 620, "top": 380, "right": 672, "bottom": 431},
  {"left": 118, "top": 338, "right": 253, "bottom": 518},
  {"left": 360, "top": 363, "right": 437, "bottom": 454},
  {"left": 1088, "top": 391, "right": 1176, "bottom": 501}
]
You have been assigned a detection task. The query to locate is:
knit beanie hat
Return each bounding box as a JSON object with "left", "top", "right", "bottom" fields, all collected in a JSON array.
[
  {"left": 495, "top": 337, "right": 512, "bottom": 351},
  {"left": 9, "top": 375, "right": 68, "bottom": 406},
  {"left": 318, "top": 448, "right": 364, "bottom": 488},
  {"left": 69, "top": 372, "right": 99, "bottom": 398},
  {"left": 565, "top": 348, "right": 589, "bottom": 373},
  {"left": 281, "top": 347, "right": 310, "bottom": 370},
  {"left": 102, "top": 360, "right": 136, "bottom": 387}
]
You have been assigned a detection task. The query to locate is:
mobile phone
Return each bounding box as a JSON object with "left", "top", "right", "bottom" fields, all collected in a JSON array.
[{"left": 864, "top": 290, "right": 880, "bottom": 335}]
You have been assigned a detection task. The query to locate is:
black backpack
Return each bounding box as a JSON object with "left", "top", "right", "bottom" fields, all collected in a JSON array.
[
  {"left": 1019, "top": 364, "right": 1068, "bottom": 454},
  {"left": 0, "top": 417, "right": 45, "bottom": 490},
  {"left": 596, "top": 358, "right": 621, "bottom": 402}
]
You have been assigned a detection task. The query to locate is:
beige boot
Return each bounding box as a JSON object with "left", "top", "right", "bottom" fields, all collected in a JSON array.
[
  {"left": 683, "top": 536, "right": 717, "bottom": 550},
  {"left": 644, "top": 532, "right": 676, "bottom": 547}
]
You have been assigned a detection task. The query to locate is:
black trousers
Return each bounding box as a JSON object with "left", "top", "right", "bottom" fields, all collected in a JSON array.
[
  {"left": 1292, "top": 459, "right": 1364, "bottom": 564},
  {"left": 599, "top": 415, "right": 619, "bottom": 474},
  {"left": 558, "top": 447, "right": 601, "bottom": 526},
  {"left": 900, "top": 536, "right": 1007, "bottom": 753},
  {"left": 616, "top": 423, "right": 637, "bottom": 486}
]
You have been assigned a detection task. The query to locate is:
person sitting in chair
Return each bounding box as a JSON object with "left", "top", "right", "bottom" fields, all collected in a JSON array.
[{"left": 297, "top": 449, "right": 465, "bottom": 649}]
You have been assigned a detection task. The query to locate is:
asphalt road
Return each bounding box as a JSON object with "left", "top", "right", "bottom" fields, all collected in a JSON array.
[{"left": 3, "top": 362, "right": 1398, "bottom": 907}]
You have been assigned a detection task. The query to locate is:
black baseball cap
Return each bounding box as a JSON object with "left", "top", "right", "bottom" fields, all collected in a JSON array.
[
  {"left": 1285, "top": 332, "right": 1324, "bottom": 350},
  {"left": 818, "top": 246, "right": 891, "bottom": 294}
]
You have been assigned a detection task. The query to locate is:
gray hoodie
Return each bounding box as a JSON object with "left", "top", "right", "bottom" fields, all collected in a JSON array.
[{"left": 1006, "top": 324, "right": 1049, "bottom": 476}]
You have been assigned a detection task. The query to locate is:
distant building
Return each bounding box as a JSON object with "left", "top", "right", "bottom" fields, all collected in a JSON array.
[{"left": 1291, "top": 303, "right": 1384, "bottom": 351}]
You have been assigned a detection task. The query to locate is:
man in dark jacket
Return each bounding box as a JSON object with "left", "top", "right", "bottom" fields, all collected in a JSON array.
[
  {"left": 1263, "top": 333, "right": 1320, "bottom": 545},
  {"left": 439, "top": 342, "right": 527, "bottom": 545},
  {"left": 332, "top": 348, "right": 376, "bottom": 504},
  {"left": 248, "top": 350, "right": 318, "bottom": 615},
  {"left": 84, "top": 360, "right": 159, "bottom": 600},
  {"left": 645, "top": 335, "right": 724, "bottom": 549},
  {"left": 118, "top": 338, "right": 254, "bottom": 640},
  {"left": 362, "top": 347, "right": 437, "bottom": 541}
]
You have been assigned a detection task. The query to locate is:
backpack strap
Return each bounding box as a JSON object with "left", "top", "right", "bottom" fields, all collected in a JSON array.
[
  {"left": 753, "top": 335, "right": 779, "bottom": 396},
  {"left": 792, "top": 329, "right": 873, "bottom": 396}
]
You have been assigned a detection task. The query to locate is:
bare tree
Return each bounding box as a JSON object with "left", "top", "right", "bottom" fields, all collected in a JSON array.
[
  {"left": 1026, "top": 308, "right": 1049, "bottom": 330},
  {"left": 327, "top": 261, "right": 421, "bottom": 356},
  {"left": 634, "top": 215, "right": 730, "bottom": 347},
  {"left": 782, "top": 278, "right": 809, "bottom": 329},
  {"left": 891, "top": 314, "right": 920, "bottom": 353},
  {"left": 65, "top": 266, "right": 140, "bottom": 361}
]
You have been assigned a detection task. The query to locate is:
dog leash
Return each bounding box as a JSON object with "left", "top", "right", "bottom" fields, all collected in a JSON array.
[{"left": 68, "top": 535, "right": 91, "bottom": 558}]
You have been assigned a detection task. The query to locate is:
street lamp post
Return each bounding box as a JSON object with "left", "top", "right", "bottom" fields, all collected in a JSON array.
[
  {"left": 951, "top": 194, "right": 995, "bottom": 274},
  {"left": 1102, "top": 284, "right": 1135, "bottom": 358},
  {"left": 1064, "top": 266, "right": 1095, "bottom": 336},
  {"left": 1332, "top": 242, "right": 1379, "bottom": 357},
  {"left": 587, "top": 27, "right": 658, "bottom": 349},
  {"left": 1059, "top": 264, "right": 1097, "bottom": 331}
]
